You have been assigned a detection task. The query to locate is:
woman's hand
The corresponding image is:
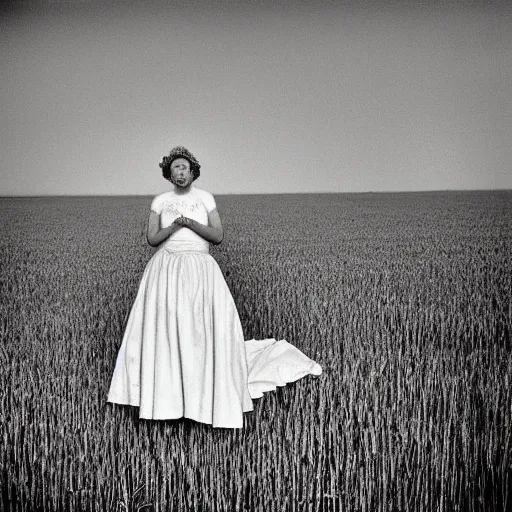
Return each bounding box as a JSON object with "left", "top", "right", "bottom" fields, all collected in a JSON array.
[
  {"left": 172, "top": 212, "right": 223, "bottom": 245},
  {"left": 174, "top": 215, "right": 195, "bottom": 228}
]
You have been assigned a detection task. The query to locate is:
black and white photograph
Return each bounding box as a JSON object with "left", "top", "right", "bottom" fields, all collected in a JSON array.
[{"left": 1, "top": 0, "right": 511, "bottom": 510}]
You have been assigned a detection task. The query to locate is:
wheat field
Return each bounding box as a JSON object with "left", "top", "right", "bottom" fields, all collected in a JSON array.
[{"left": 0, "top": 191, "right": 510, "bottom": 511}]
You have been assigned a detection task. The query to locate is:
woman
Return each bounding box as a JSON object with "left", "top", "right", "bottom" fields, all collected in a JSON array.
[{"left": 107, "top": 146, "right": 321, "bottom": 428}]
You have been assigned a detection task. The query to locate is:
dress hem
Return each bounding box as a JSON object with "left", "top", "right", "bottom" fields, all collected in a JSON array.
[{"left": 106, "top": 398, "right": 254, "bottom": 428}]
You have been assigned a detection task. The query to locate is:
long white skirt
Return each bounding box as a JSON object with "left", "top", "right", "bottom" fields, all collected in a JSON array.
[{"left": 107, "top": 242, "right": 321, "bottom": 428}]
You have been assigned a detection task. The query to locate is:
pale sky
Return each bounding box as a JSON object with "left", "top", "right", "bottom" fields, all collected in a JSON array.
[{"left": 1, "top": 0, "right": 511, "bottom": 195}]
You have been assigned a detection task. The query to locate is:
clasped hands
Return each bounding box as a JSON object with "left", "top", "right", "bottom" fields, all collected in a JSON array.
[{"left": 173, "top": 215, "right": 195, "bottom": 228}]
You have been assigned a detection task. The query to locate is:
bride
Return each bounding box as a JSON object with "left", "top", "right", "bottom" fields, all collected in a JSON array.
[{"left": 107, "top": 146, "right": 321, "bottom": 428}]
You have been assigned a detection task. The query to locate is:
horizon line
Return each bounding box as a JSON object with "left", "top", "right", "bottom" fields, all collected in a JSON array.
[{"left": 1, "top": 188, "right": 511, "bottom": 199}]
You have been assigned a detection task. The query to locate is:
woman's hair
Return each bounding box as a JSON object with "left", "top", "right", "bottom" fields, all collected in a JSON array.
[{"left": 159, "top": 146, "right": 201, "bottom": 182}]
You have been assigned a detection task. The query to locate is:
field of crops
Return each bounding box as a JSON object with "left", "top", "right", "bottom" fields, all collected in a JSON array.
[{"left": 0, "top": 191, "right": 510, "bottom": 511}]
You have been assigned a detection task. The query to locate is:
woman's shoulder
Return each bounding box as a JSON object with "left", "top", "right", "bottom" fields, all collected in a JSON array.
[
  {"left": 150, "top": 191, "right": 175, "bottom": 213},
  {"left": 192, "top": 187, "right": 217, "bottom": 212}
]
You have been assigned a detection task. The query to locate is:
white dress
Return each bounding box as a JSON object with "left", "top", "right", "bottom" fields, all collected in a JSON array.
[{"left": 107, "top": 185, "right": 322, "bottom": 428}]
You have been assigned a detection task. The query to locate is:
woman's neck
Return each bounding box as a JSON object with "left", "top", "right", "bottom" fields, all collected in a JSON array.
[{"left": 173, "top": 183, "right": 193, "bottom": 195}]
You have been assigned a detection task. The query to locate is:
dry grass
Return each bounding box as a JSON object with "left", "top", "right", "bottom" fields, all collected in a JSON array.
[{"left": 0, "top": 191, "right": 510, "bottom": 511}]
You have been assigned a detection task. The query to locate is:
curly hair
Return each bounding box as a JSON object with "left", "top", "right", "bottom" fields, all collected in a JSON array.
[{"left": 159, "top": 146, "right": 201, "bottom": 182}]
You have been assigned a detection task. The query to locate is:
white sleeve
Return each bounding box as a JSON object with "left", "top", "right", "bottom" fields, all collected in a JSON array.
[
  {"left": 150, "top": 194, "right": 164, "bottom": 214},
  {"left": 201, "top": 191, "right": 217, "bottom": 213}
]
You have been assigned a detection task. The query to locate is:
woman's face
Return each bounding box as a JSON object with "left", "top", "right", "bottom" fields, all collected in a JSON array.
[{"left": 170, "top": 158, "right": 193, "bottom": 187}]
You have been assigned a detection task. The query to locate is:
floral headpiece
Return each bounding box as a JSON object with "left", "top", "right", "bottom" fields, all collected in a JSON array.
[{"left": 159, "top": 146, "right": 201, "bottom": 181}]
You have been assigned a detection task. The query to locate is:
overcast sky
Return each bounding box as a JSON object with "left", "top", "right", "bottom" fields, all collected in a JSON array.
[{"left": 1, "top": 0, "right": 511, "bottom": 195}]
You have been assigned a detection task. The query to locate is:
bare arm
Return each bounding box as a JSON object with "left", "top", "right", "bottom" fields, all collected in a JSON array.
[
  {"left": 146, "top": 211, "right": 180, "bottom": 247},
  {"left": 176, "top": 208, "right": 224, "bottom": 245}
]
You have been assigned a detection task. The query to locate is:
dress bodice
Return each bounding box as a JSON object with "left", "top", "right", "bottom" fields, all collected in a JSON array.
[{"left": 150, "top": 186, "right": 217, "bottom": 252}]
